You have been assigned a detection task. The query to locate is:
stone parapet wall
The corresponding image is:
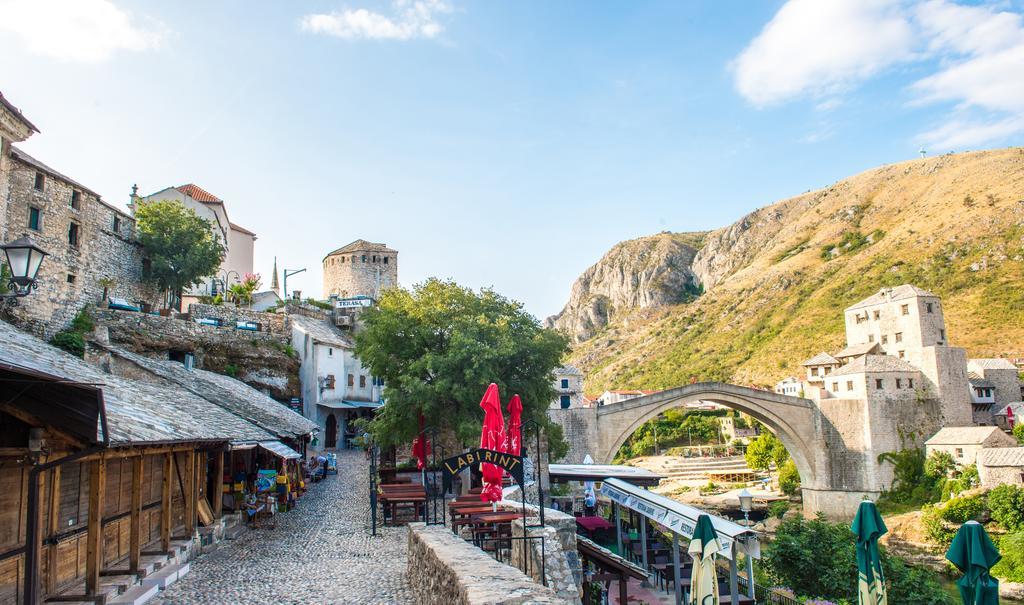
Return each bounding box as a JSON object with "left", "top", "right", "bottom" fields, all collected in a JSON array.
[
  {"left": 188, "top": 303, "right": 289, "bottom": 336},
  {"left": 406, "top": 523, "right": 562, "bottom": 605},
  {"left": 509, "top": 507, "right": 582, "bottom": 605}
]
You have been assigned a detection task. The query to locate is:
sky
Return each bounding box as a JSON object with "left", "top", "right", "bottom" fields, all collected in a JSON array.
[{"left": 1, "top": 0, "right": 1023, "bottom": 319}]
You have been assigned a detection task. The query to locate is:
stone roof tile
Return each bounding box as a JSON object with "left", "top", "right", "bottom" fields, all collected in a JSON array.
[
  {"left": 324, "top": 239, "right": 397, "bottom": 258},
  {"left": 846, "top": 284, "right": 938, "bottom": 311},
  {"left": 291, "top": 314, "right": 353, "bottom": 348},
  {"left": 833, "top": 342, "right": 880, "bottom": 359},
  {"left": 828, "top": 354, "right": 920, "bottom": 377},
  {"left": 802, "top": 352, "right": 840, "bottom": 366},
  {"left": 978, "top": 447, "right": 1024, "bottom": 467},
  {"left": 925, "top": 426, "right": 1012, "bottom": 446},
  {"left": 969, "top": 358, "right": 1018, "bottom": 370}
]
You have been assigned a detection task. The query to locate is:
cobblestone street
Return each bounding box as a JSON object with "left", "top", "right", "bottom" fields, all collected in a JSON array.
[{"left": 153, "top": 450, "right": 412, "bottom": 605}]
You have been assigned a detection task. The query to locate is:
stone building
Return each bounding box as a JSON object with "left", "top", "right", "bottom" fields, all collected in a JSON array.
[
  {"left": 966, "top": 358, "right": 1021, "bottom": 424},
  {"left": 135, "top": 183, "right": 256, "bottom": 305},
  {"left": 977, "top": 447, "right": 1024, "bottom": 488},
  {"left": 0, "top": 90, "right": 38, "bottom": 241},
  {"left": 4, "top": 147, "right": 157, "bottom": 336},
  {"left": 551, "top": 365, "right": 583, "bottom": 409},
  {"left": 924, "top": 426, "right": 1016, "bottom": 465},
  {"left": 322, "top": 239, "right": 398, "bottom": 299}
]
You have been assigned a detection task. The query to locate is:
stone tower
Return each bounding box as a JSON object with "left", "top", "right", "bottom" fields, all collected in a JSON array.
[{"left": 322, "top": 239, "right": 398, "bottom": 299}]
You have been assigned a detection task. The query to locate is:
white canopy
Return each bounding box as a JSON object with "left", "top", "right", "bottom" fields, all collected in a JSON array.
[
  {"left": 600, "top": 477, "right": 760, "bottom": 560},
  {"left": 258, "top": 440, "right": 302, "bottom": 460}
]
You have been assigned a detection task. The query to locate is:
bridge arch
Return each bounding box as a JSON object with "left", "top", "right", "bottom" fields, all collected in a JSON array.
[{"left": 597, "top": 384, "right": 819, "bottom": 492}]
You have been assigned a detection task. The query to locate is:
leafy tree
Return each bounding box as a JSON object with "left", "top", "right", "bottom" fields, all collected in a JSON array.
[
  {"left": 764, "top": 515, "right": 952, "bottom": 605},
  {"left": 778, "top": 459, "right": 801, "bottom": 496},
  {"left": 992, "top": 531, "right": 1024, "bottom": 582},
  {"left": 136, "top": 200, "right": 224, "bottom": 310},
  {"left": 988, "top": 484, "right": 1024, "bottom": 532},
  {"left": 353, "top": 278, "right": 570, "bottom": 458},
  {"left": 1014, "top": 422, "right": 1024, "bottom": 444},
  {"left": 924, "top": 451, "right": 955, "bottom": 478},
  {"left": 745, "top": 430, "right": 789, "bottom": 470},
  {"left": 227, "top": 273, "right": 261, "bottom": 306}
]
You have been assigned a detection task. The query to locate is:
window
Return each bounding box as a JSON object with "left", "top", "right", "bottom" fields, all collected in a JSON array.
[
  {"left": 832, "top": 382, "right": 839, "bottom": 391},
  {"left": 560, "top": 395, "right": 571, "bottom": 409},
  {"left": 33, "top": 171, "right": 44, "bottom": 191},
  {"left": 811, "top": 367, "right": 819, "bottom": 377},
  {"left": 896, "top": 378, "right": 903, "bottom": 388},
  {"left": 560, "top": 378, "right": 569, "bottom": 388},
  {"left": 347, "top": 374, "right": 354, "bottom": 386},
  {"left": 875, "top": 379, "right": 883, "bottom": 389},
  {"left": 359, "top": 375, "right": 366, "bottom": 388},
  {"left": 881, "top": 335, "right": 888, "bottom": 344},
  {"left": 325, "top": 374, "right": 336, "bottom": 389},
  {"left": 70, "top": 190, "right": 81, "bottom": 210},
  {"left": 66, "top": 274, "right": 76, "bottom": 284},
  {"left": 372, "top": 255, "right": 378, "bottom": 262},
  {"left": 873, "top": 310, "right": 880, "bottom": 320},
  {"left": 901, "top": 304, "right": 909, "bottom": 315},
  {"left": 939, "top": 329, "right": 945, "bottom": 341},
  {"left": 846, "top": 380, "right": 854, "bottom": 391},
  {"left": 824, "top": 367, "right": 832, "bottom": 375},
  {"left": 28, "top": 206, "right": 42, "bottom": 230},
  {"left": 895, "top": 332, "right": 903, "bottom": 343},
  {"left": 68, "top": 222, "right": 80, "bottom": 247},
  {"left": 898, "top": 351, "right": 905, "bottom": 359},
  {"left": 351, "top": 255, "right": 356, "bottom": 263},
  {"left": 361, "top": 255, "right": 366, "bottom": 263},
  {"left": 856, "top": 314, "right": 866, "bottom": 324},
  {"left": 340, "top": 256, "right": 344, "bottom": 263},
  {"left": 112, "top": 216, "right": 121, "bottom": 233},
  {"left": 868, "top": 335, "right": 875, "bottom": 342},
  {"left": 926, "top": 302, "right": 934, "bottom": 313},
  {"left": 908, "top": 378, "right": 914, "bottom": 389},
  {"left": 383, "top": 257, "right": 389, "bottom": 264},
  {"left": 328, "top": 347, "right": 333, "bottom": 357},
  {"left": 955, "top": 448, "right": 964, "bottom": 459}
]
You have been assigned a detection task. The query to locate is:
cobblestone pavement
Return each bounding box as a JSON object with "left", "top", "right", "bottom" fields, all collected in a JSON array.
[{"left": 153, "top": 450, "right": 412, "bottom": 605}]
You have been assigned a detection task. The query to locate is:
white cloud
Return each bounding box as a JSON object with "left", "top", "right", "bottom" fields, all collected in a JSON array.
[
  {"left": 734, "top": 0, "right": 1024, "bottom": 150},
  {"left": 301, "top": 0, "right": 452, "bottom": 41},
  {"left": 0, "top": 0, "right": 165, "bottom": 63},
  {"left": 732, "top": 0, "right": 915, "bottom": 107}
]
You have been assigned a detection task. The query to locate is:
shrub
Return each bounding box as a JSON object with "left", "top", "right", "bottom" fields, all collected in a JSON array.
[
  {"left": 769, "top": 500, "right": 790, "bottom": 519},
  {"left": 991, "top": 531, "right": 1024, "bottom": 583},
  {"left": 988, "top": 484, "right": 1024, "bottom": 532},
  {"left": 779, "top": 459, "right": 801, "bottom": 496},
  {"left": 50, "top": 331, "right": 85, "bottom": 357},
  {"left": 1014, "top": 423, "right": 1024, "bottom": 444},
  {"left": 924, "top": 451, "right": 955, "bottom": 478},
  {"left": 69, "top": 308, "right": 94, "bottom": 333},
  {"left": 941, "top": 494, "right": 985, "bottom": 523},
  {"left": 223, "top": 364, "right": 239, "bottom": 378}
]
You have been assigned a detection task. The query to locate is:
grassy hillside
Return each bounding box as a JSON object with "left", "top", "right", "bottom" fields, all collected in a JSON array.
[{"left": 571, "top": 148, "right": 1024, "bottom": 392}]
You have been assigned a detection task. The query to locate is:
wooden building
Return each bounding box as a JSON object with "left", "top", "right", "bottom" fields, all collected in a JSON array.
[{"left": 0, "top": 319, "right": 312, "bottom": 604}]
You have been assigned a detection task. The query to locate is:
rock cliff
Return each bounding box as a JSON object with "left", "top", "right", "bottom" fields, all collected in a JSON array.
[{"left": 545, "top": 232, "right": 704, "bottom": 342}]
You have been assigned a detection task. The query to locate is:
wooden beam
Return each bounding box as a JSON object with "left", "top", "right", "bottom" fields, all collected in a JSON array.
[
  {"left": 183, "top": 452, "right": 195, "bottom": 535},
  {"left": 45, "top": 466, "right": 61, "bottom": 596},
  {"left": 129, "top": 456, "right": 143, "bottom": 573},
  {"left": 85, "top": 458, "right": 106, "bottom": 596},
  {"left": 212, "top": 450, "right": 224, "bottom": 519},
  {"left": 0, "top": 404, "right": 86, "bottom": 446},
  {"left": 161, "top": 453, "right": 172, "bottom": 552},
  {"left": 100, "top": 443, "right": 215, "bottom": 460}
]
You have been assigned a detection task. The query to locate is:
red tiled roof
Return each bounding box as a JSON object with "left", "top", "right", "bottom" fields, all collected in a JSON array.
[
  {"left": 176, "top": 183, "right": 223, "bottom": 204},
  {"left": 230, "top": 222, "right": 256, "bottom": 236}
]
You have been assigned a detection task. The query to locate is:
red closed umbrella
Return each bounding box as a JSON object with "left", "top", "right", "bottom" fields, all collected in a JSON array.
[
  {"left": 506, "top": 394, "right": 522, "bottom": 457},
  {"left": 411, "top": 412, "right": 430, "bottom": 471},
  {"left": 479, "top": 383, "right": 506, "bottom": 503}
]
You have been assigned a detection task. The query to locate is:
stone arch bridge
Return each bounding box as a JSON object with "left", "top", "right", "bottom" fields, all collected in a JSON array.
[{"left": 548, "top": 382, "right": 939, "bottom": 518}]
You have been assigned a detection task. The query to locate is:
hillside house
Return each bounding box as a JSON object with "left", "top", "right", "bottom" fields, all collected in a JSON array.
[
  {"left": 977, "top": 448, "right": 1024, "bottom": 488},
  {"left": 924, "top": 426, "right": 1017, "bottom": 465},
  {"left": 551, "top": 365, "right": 583, "bottom": 409},
  {"left": 993, "top": 402, "right": 1024, "bottom": 431}
]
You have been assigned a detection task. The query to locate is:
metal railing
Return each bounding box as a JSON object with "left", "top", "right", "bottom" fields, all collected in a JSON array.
[
  {"left": 472, "top": 534, "right": 547, "bottom": 587},
  {"left": 735, "top": 575, "right": 801, "bottom": 605}
]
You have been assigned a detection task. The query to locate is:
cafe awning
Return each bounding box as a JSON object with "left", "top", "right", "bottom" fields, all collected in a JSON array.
[
  {"left": 318, "top": 400, "right": 355, "bottom": 409},
  {"left": 258, "top": 440, "right": 302, "bottom": 460},
  {"left": 600, "top": 477, "right": 760, "bottom": 560},
  {"left": 549, "top": 463, "right": 663, "bottom": 486}
]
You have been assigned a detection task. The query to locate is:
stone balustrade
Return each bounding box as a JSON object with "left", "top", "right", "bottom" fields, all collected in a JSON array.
[{"left": 406, "top": 523, "right": 563, "bottom": 604}]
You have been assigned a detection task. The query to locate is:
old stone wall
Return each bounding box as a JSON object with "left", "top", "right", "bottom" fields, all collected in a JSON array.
[
  {"left": 406, "top": 523, "right": 562, "bottom": 605},
  {"left": 4, "top": 152, "right": 157, "bottom": 337},
  {"left": 93, "top": 308, "right": 300, "bottom": 399},
  {"left": 322, "top": 248, "right": 398, "bottom": 299},
  {"left": 547, "top": 407, "right": 598, "bottom": 464},
  {"left": 188, "top": 302, "right": 289, "bottom": 336},
  {"left": 509, "top": 508, "right": 582, "bottom": 604}
]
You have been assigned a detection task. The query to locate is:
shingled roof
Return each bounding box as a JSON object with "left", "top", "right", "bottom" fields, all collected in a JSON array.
[
  {"left": 802, "top": 352, "right": 840, "bottom": 366},
  {"left": 829, "top": 354, "right": 920, "bottom": 377},
  {"left": 0, "top": 90, "right": 39, "bottom": 133},
  {"left": 978, "top": 447, "right": 1024, "bottom": 467},
  {"left": 969, "top": 358, "right": 1018, "bottom": 370},
  {"left": 97, "top": 344, "right": 317, "bottom": 439},
  {"left": 0, "top": 320, "right": 272, "bottom": 445},
  {"left": 291, "top": 314, "right": 354, "bottom": 349},
  {"left": 847, "top": 285, "right": 937, "bottom": 311},
  {"left": 833, "top": 342, "right": 880, "bottom": 359},
  {"left": 324, "top": 239, "right": 397, "bottom": 258}
]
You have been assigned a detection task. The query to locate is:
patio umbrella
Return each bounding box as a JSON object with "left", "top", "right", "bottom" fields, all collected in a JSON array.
[
  {"left": 411, "top": 412, "right": 430, "bottom": 471},
  {"left": 851, "top": 500, "right": 888, "bottom": 605},
  {"left": 506, "top": 394, "right": 523, "bottom": 456},
  {"left": 478, "top": 383, "right": 506, "bottom": 503},
  {"left": 688, "top": 513, "right": 722, "bottom": 605},
  {"left": 946, "top": 520, "right": 1001, "bottom": 605}
]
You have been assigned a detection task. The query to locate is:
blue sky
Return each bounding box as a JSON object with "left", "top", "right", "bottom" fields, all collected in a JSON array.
[{"left": 2, "top": 0, "right": 1022, "bottom": 318}]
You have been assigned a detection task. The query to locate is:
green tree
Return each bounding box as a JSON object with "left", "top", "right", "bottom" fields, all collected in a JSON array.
[
  {"left": 353, "top": 279, "right": 570, "bottom": 457},
  {"left": 1014, "top": 422, "right": 1024, "bottom": 444},
  {"left": 745, "top": 430, "right": 789, "bottom": 470},
  {"left": 135, "top": 200, "right": 224, "bottom": 310},
  {"left": 988, "top": 484, "right": 1024, "bottom": 532},
  {"left": 778, "top": 459, "right": 801, "bottom": 496}
]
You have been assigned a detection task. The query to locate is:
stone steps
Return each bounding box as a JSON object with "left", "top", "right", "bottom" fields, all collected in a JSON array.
[
  {"left": 107, "top": 583, "right": 159, "bottom": 605},
  {"left": 141, "top": 562, "right": 190, "bottom": 590}
]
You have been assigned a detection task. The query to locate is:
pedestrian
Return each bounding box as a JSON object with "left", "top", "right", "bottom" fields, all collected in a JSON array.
[{"left": 317, "top": 454, "right": 327, "bottom": 478}]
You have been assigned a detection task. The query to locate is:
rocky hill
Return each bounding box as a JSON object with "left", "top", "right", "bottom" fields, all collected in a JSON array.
[
  {"left": 545, "top": 232, "right": 705, "bottom": 342},
  {"left": 558, "top": 148, "right": 1024, "bottom": 391}
]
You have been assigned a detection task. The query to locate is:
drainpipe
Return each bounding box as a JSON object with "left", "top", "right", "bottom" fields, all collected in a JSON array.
[{"left": 23, "top": 395, "right": 110, "bottom": 605}]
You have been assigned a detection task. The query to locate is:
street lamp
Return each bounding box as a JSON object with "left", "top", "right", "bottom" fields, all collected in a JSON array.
[
  {"left": 283, "top": 267, "right": 306, "bottom": 300},
  {"left": 738, "top": 488, "right": 753, "bottom": 526},
  {"left": 1, "top": 236, "right": 48, "bottom": 301}
]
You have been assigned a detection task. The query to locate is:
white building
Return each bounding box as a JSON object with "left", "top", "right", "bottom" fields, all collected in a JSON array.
[
  {"left": 291, "top": 314, "right": 382, "bottom": 452},
  {"left": 774, "top": 376, "right": 802, "bottom": 397},
  {"left": 924, "top": 426, "right": 1016, "bottom": 466},
  {"left": 135, "top": 183, "right": 256, "bottom": 305},
  {"left": 551, "top": 365, "right": 583, "bottom": 409}
]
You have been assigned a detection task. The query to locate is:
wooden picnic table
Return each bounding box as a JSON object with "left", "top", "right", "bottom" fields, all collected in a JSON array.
[
  {"left": 471, "top": 511, "right": 523, "bottom": 524},
  {"left": 379, "top": 484, "right": 427, "bottom": 524}
]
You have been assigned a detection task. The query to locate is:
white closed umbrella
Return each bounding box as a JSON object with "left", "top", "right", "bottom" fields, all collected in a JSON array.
[{"left": 688, "top": 514, "right": 722, "bottom": 605}]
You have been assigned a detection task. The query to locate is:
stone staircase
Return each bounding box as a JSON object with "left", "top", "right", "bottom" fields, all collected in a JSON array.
[{"left": 659, "top": 455, "right": 760, "bottom": 480}]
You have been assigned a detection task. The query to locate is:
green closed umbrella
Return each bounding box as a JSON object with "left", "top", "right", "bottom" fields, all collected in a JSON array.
[
  {"left": 851, "top": 500, "right": 888, "bottom": 605},
  {"left": 946, "top": 520, "right": 1001, "bottom": 605},
  {"left": 688, "top": 514, "right": 722, "bottom": 605}
]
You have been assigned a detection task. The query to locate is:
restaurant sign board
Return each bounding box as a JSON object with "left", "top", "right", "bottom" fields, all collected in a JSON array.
[{"left": 441, "top": 448, "right": 524, "bottom": 491}]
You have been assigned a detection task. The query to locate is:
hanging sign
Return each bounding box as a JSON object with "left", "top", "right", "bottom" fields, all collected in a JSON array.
[{"left": 441, "top": 448, "right": 524, "bottom": 491}]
